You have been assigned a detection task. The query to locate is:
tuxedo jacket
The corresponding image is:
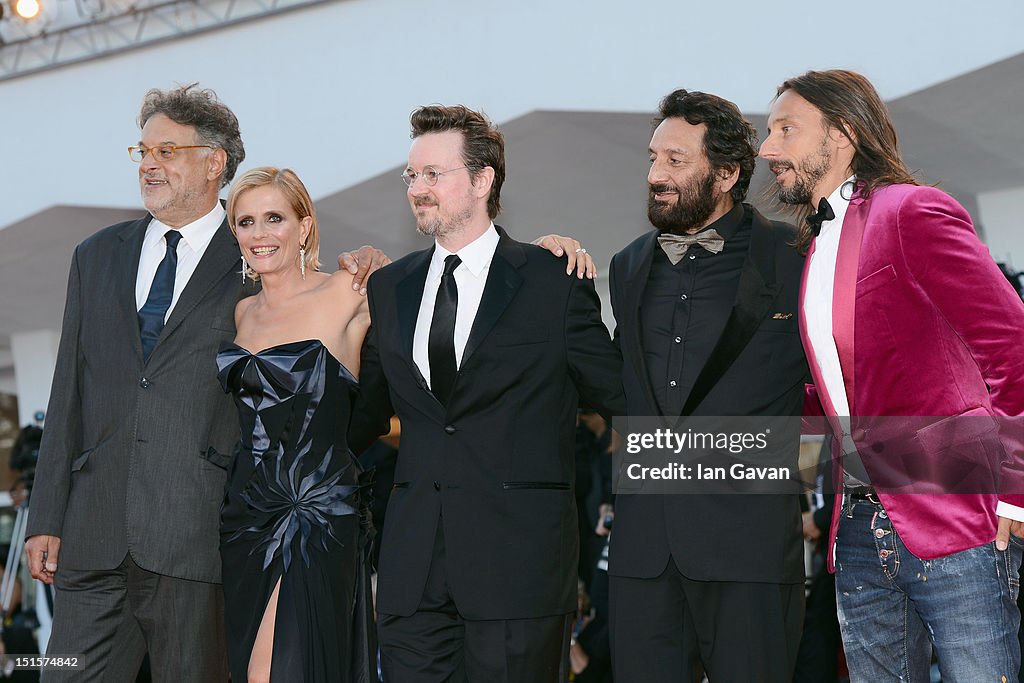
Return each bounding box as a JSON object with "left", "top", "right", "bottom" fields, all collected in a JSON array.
[
  {"left": 27, "top": 215, "right": 244, "bottom": 583},
  {"left": 799, "top": 184, "right": 1024, "bottom": 567},
  {"left": 350, "top": 226, "right": 626, "bottom": 620},
  {"left": 607, "top": 204, "right": 807, "bottom": 583}
]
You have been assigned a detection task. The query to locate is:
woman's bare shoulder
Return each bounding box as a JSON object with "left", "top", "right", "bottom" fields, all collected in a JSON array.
[{"left": 234, "top": 294, "right": 259, "bottom": 327}]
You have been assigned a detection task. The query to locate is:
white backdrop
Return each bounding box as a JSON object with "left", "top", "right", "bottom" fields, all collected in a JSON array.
[{"left": 2, "top": 0, "right": 1024, "bottom": 228}]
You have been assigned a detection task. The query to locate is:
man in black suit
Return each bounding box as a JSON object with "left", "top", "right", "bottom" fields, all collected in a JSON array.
[
  {"left": 606, "top": 90, "right": 807, "bottom": 681},
  {"left": 350, "top": 105, "right": 625, "bottom": 682}
]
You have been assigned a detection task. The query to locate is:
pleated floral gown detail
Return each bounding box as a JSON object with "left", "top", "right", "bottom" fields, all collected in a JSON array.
[{"left": 217, "top": 339, "right": 374, "bottom": 683}]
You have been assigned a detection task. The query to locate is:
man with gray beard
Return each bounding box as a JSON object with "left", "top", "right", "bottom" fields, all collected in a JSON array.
[
  {"left": 604, "top": 89, "right": 809, "bottom": 682},
  {"left": 348, "top": 104, "right": 625, "bottom": 682}
]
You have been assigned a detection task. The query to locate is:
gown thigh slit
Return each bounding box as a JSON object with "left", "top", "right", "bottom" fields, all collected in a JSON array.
[
  {"left": 217, "top": 339, "right": 375, "bottom": 683},
  {"left": 248, "top": 576, "right": 281, "bottom": 678}
]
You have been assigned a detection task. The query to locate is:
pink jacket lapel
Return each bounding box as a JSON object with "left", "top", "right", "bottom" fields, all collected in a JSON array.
[{"left": 831, "top": 195, "right": 868, "bottom": 416}]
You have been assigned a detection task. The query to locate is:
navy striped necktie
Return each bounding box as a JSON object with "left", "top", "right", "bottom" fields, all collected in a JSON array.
[{"left": 138, "top": 229, "right": 183, "bottom": 361}]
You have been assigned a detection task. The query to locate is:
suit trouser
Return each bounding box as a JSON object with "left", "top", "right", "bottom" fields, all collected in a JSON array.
[
  {"left": 609, "top": 557, "right": 803, "bottom": 683},
  {"left": 43, "top": 552, "right": 226, "bottom": 683},
  {"left": 792, "top": 563, "right": 839, "bottom": 683},
  {"left": 378, "top": 523, "right": 573, "bottom": 682}
]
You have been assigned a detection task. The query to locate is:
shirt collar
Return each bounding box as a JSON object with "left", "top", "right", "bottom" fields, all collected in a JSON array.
[
  {"left": 433, "top": 223, "right": 499, "bottom": 277},
  {"left": 818, "top": 176, "right": 856, "bottom": 238},
  {"left": 148, "top": 202, "right": 226, "bottom": 252}
]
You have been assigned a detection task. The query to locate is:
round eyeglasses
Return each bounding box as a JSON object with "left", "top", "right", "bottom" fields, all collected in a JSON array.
[
  {"left": 128, "top": 144, "right": 215, "bottom": 162},
  {"left": 401, "top": 165, "right": 473, "bottom": 188}
]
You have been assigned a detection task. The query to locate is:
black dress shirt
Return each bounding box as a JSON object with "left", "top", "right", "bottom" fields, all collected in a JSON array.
[{"left": 641, "top": 202, "right": 751, "bottom": 416}]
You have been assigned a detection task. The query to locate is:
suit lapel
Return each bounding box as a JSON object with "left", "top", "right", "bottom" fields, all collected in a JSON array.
[
  {"left": 395, "top": 248, "right": 433, "bottom": 388},
  {"left": 153, "top": 219, "right": 238, "bottom": 358},
  {"left": 832, "top": 195, "right": 868, "bottom": 416},
  {"left": 680, "top": 208, "right": 782, "bottom": 416},
  {"left": 462, "top": 227, "right": 524, "bottom": 365},
  {"left": 799, "top": 220, "right": 859, "bottom": 473},
  {"left": 620, "top": 233, "right": 660, "bottom": 415},
  {"left": 116, "top": 217, "right": 150, "bottom": 363}
]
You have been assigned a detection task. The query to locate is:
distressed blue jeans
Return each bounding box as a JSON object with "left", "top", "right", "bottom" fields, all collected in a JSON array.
[{"left": 835, "top": 496, "right": 1022, "bottom": 682}]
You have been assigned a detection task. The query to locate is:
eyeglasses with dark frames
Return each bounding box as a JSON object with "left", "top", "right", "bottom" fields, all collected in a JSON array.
[{"left": 128, "top": 144, "right": 215, "bottom": 163}]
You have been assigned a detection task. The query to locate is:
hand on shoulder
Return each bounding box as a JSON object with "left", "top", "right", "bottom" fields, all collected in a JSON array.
[
  {"left": 325, "top": 268, "right": 361, "bottom": 297},
  {"left": 320, "top": 269, "right": 369, "bottom": 319}
]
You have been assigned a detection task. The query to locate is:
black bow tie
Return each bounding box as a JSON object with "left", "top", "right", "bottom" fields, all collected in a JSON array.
[{"left": 806, "top": 197, "right": 836, "bottom": 237}]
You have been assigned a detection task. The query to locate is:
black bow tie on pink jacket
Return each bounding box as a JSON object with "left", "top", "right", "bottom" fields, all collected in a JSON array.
[{"left": 806, "top": 197, "right": 836, "bottom": 237}]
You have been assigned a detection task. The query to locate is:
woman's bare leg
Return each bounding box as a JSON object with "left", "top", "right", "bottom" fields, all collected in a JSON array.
[{"left": 248, "top": 578, "right": 281, "bottom": 683}]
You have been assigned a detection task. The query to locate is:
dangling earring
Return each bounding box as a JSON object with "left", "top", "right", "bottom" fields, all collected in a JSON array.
[
  {"left": 299, "top": 246, "right": 306, "bottom": 280},
  {"left": 241, "top": 255, "right": 247, "bottom": 283}
]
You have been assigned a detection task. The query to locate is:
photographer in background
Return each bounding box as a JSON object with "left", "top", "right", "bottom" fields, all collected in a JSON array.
[
  {"left": 0, "top": 551, "right": 41, "bottom": 683},
  {"left": 571, "top": 411, "right": 618, "bottom": 683},
  {"left": 998, "top": 263, "right": 1023, "bottom": 301},
  {"left": 577, "top": 407, "right": 614, "bottom": 586},
  {"left": 2, "top": 417, "right": 45, "bottom": 682},
  {"left": 8, "top": 423, "right": 42, "bottom": 486}
]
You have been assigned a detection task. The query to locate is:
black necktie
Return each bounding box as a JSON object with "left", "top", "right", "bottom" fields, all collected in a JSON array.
[
  {"left": 138, "top": 229, "right": 183, "bottom": 361},
  {"left": 428, "top": 254, "right": 462, "bottom": 405},
  {"left": 806, "top": 197, "right": 836, "bottom": 237}
]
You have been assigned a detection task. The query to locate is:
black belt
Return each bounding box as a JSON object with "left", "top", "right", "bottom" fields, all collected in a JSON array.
[{"left": 846, "top": 486, "right": 880, "bottom": 504}]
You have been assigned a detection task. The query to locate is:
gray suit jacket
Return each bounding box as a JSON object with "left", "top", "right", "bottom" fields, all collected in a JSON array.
[{"left": 27, "top": 214, "right": 245, "bottom": 583}]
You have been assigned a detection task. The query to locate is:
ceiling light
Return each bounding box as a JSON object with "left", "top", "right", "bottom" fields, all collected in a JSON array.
[{"left": 14, "top": 0, "right": 42, "bottom": 20}]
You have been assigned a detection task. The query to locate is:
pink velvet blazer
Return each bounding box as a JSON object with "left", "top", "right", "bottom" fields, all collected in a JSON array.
[{"left": 799, "top": 183, "right": 1024, "bottom": 568}]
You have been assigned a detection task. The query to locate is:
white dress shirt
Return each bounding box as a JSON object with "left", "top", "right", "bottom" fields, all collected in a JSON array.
[
  {"left": 803, "top": 178, "right": 871, "bottom": 484},
  {"left": 135, "top": 203, "right": 226, "bottom": 321},
  {"left": 804, "top": 178, "right": 854, "bottom": 420},
  {"left": 413, "top": 224, "right": 500, "bottom": 389}
]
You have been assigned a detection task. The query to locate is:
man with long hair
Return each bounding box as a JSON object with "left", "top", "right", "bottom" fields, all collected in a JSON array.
[{"left": 761, "top": 69, "right": 1024, "bottom": 681}]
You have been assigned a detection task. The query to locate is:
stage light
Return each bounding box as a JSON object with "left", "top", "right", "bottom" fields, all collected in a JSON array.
[{"left": 13, "top": 0, "right": 42, "bottom": 20}]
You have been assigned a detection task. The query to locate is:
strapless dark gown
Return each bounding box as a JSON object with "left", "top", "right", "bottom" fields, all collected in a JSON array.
[{"left": 217, "top": 339, "right": 375, "bottom": 683}]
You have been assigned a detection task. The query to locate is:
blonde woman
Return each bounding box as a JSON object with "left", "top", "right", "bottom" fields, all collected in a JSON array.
[{"left": 217, "top": 167, "right": 373, "bottom": 682}]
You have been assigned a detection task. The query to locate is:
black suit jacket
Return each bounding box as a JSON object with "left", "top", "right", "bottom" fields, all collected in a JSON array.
[
  {"left": 607, "top": 205, "right": 807, "bottom": 583},
  {"left": 27, "top": 215, "right": 245, "bottom": 582},
  {"left": 350, "top": 226, "right": 625, "bottom": 620}
]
